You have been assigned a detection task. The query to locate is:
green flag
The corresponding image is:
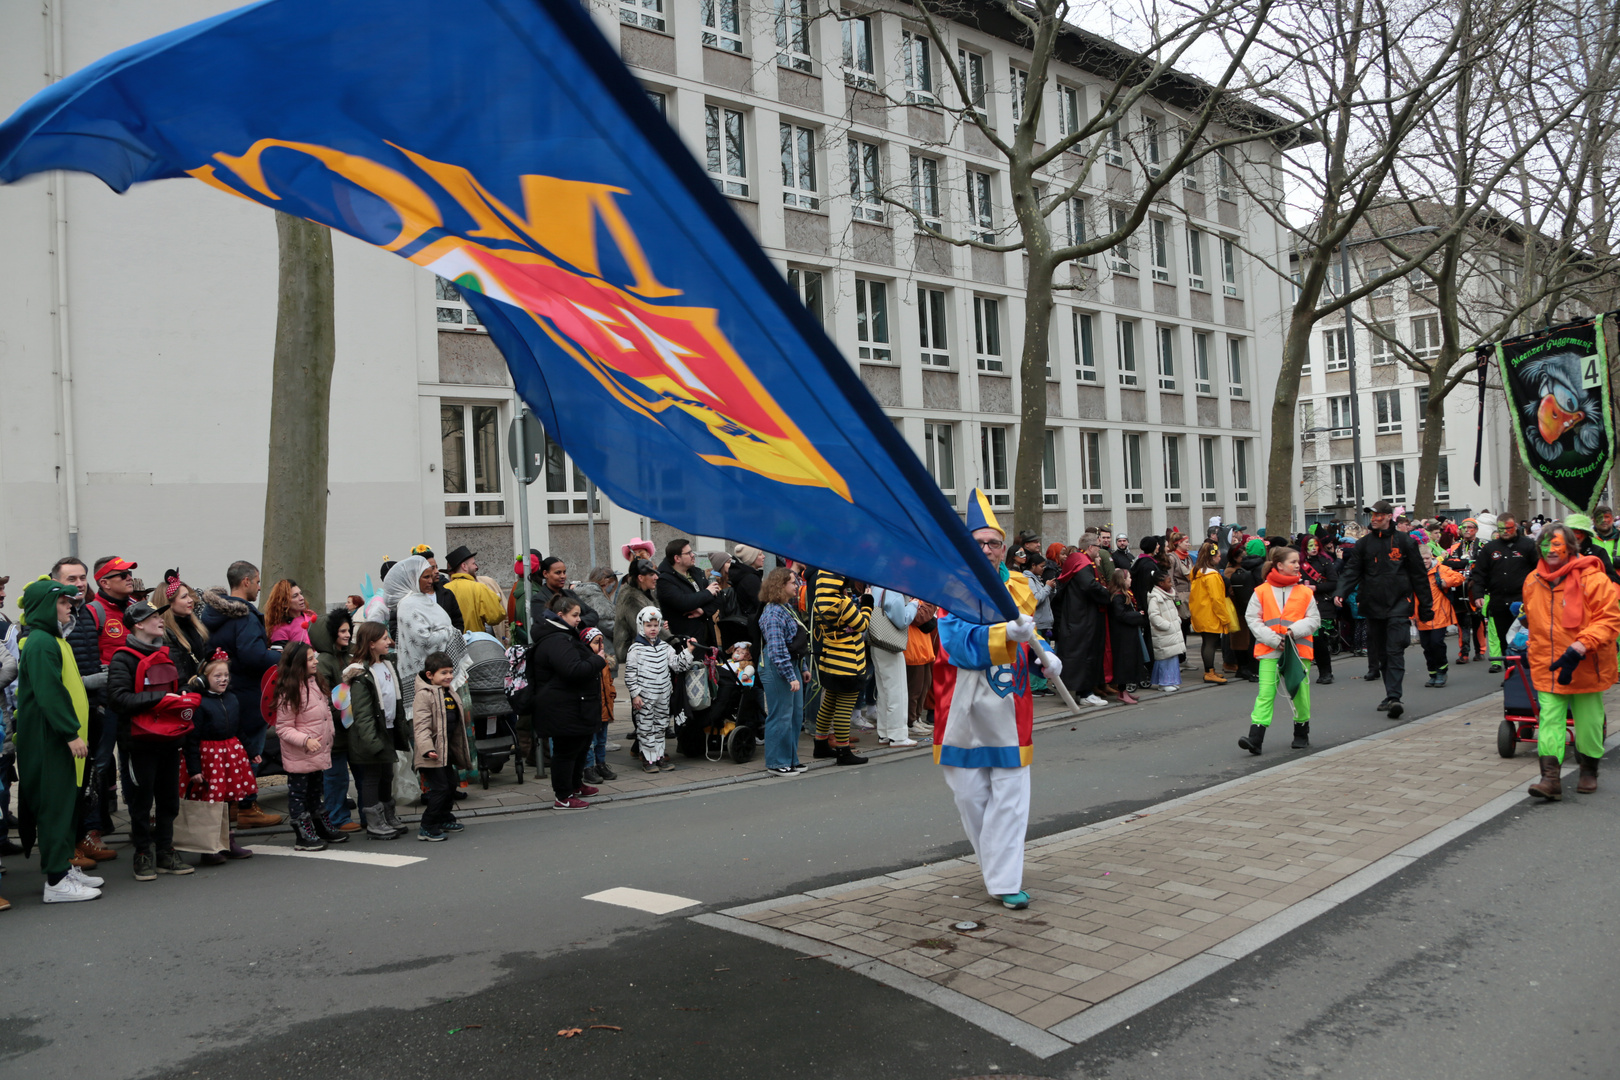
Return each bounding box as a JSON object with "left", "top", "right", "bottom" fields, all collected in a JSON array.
[{"left": 1279, "top": 636, "right": 1307, "bottom": 697}]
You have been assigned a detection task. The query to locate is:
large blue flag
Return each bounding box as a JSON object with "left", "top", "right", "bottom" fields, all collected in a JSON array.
[{"left": 0, "top": 0, "right": 1017, "bottom": 622}]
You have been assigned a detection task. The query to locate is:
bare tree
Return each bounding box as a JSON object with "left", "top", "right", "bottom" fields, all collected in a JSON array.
[
  {"left": 867, "top": 0, "right": 1296, "bottom": 538},
  {"left": 262, "top": 212, "right": 336, "bottom": 611}
]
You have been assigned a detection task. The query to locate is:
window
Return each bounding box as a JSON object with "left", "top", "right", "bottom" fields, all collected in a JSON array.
[
  {"left": 1370, "top": 322, "right": 1397, "bottom": 366},
  {"left": 1220, "top": 236, "right": 1240, "bottom": 296},
  {"left": 979, "top": 425, "right": 1010, "bottom": 506},
  {"left": 902, "top": 30, "right": 933, "bottom": 103},
  {"left": 542, "top": 433, "right": 599, "bottom": 516},
  {"left": 1042, "top": 430, "right": 1060, "bottom": 506},
  {"left": 1064, "top": 197, "right": 1092, "bottom": 264},
  {"left": 1332, "top": 463, "right": 1354, "bottom": 504},
  {"left": 1328, "top": 394, "right": 1352, "bottom": 437},
  {"left": 1142, "top": 116, "right": 1163, "bottom": 177},
  {"left": 909, "top": 154, "right": 941, "bottom": 230},
  {"left": 973, "top": 296, "right": 1002, "bottom": 372},
  {"left": 1436, "top": 456, "right": 1450, "bottom": 497},
  {"left": 1379, "top": 459, "right": 1407, "bottom": 500},
  {"left": 1162, "top": 434, "right": 1183, "bottom": 503},
  {"left": 1412, "top": 315, "right": 1441, "bottom": 362},
  {"left": 1056, "top": 85, "right": 1081, "bottom": 138},
  {"left": 780, "top": 123, "right": 819, "bottom": 209},
  {"left": 957, "top": 48, "right": 986, "bottom": 120},
  {"left": 647, "top": 90, "right": 667, "bottom": 115},
  {"left": 925, "top": 421, "right": 957, "bottom": 505},
  {"left": 1075, "top": 311, "right": 1097, "bottom": 382},
  {"left": 1496, "top": 254, "right": 1521, "bottom": 293},
  {"left": 1187, "top": 228, "right": 1207, "bottom": 290},
  {"left": 1228, "top": 337, "right": 1246, "bottom": 396},
  {"left": 1417, "top": 385, "right": 1441, "bottom": 431},
  {"left": 1123, "top": 433, "right": 1145, "bottom": 504},
  {"left": 1199, "top": 437, "right": 1218, "bottom": 502},
  {"left": 1232, "top": 438, "right": 1251, "bottom": 502},
  {"left": 705, "top": 104, "right": 749, "bottom": 197},
  {"left": 1301, "top": 466, "right": 1321, "bottom": 507},
  {"left": 1374, "top": 389, "right": 1402, "bottom": 434},
  {"left": 1215, "top": 147, "right": 1234, "bottom": 200},
  {"left": 1368, "top": 262, "right": 1395, "bottom": 298},
  {"left": 1079, "top": 431, "right": 1104, "bottom": 504},
  {"left": 441, "top": 402, "right": 505, "bottom": 518},
  {"left": 1408, "top": 268, "right": 1437, "bottom": 296},
  {"left": 848, "top": 138, "right": 884, "bottom": 222},
  {"left": 918, "top": 286, "right": 949, "bottom": 366},
  {"left": 1009, "top": 64, "right": 1029, "bottom": 123},
  {"left": 787, "top": 267, "right": 823, "bottom": 323},
  {"left": 841, "top": 13, "right": 875, "bottom": 90},
  {"left": 702, "top": 0, "right": 744, "bottom": 52},
  {"left": 1117, "top": 318, "right": 1138, "bottom": 386},
  {"left": 1106, "top": 120, "right": 1125, "bottom": 167},
  {"left": 775, "top": 0, "right": 813, "bottom": 71},
  {"left": 855, "top": 278, "right": 890, "bottom": 361},
  {"left": 1109, "top": 205, "right": 1132, "bottom": 273},
  {"left": 1193, "top": 332, "right": 1211, "bottom": 394},
  {"left": 967, "top": 170, "right": 994, "bottom": 242},
  {"left": 434, "top": 276, "right": 485, "bottom": 331},
  {"left": 1299, "top": 400, "right": 1316, "bottom": 444},
  {"left": 1181, "top": 137, "right": 1200, "bottom": 189},
  {"left": 1149, "top": 219, "right": 1171, "bottom": 283},
  {"left": 1323, "top": 327, "right": 1349, "bottom": 372},
  {"left": 1325, "top": 256, "right": 1346, "bottom": 299},
  {"left": 620, "top": 0, "right": 665, "bottom": 32},
  {"left": 1156, "top": 325, "right": 1176, "bottom": 390}
]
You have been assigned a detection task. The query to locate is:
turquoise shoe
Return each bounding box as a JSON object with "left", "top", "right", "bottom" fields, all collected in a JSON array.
[{"left": 995, "top": 891, "right": 1031, "bottom": 910}]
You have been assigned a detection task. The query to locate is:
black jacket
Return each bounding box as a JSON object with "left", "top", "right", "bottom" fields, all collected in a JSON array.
[
  {"left": 729, "top": 562, "right": 763, "bottom": 623},
  {"left": 184, "top": 689, "right": 241, "bottom": 775},
  {"left": 657, "top": 559, "right": 720, "bottom": 645},
  {"left": 1107, "top": 592, "right": 1147, "bottom": 686},
  {"left": 1301, "top": 551, "right": 1338, "bottom": 604},
  {"left": 165, "top": 619, "right": 211, "bottom": 689},
  {"left": 107, "top": 635, "right": 171, "bottom": 739},
  {"left": 1130, "top": 554, "right": 1162, "bottom": 614},
  {"left": 199, "top": 588, "right": 283, "bottom": 737},
  {"left": 1337, "top": 527, "right": 1432, "bottom": 621},
  {"left": 529, "top": 581, "right": 600, "bottom": 631},
  {"left": 527, "top": 615, "right": 606, "bottom": 738},
  {"left": 434, "top": 580, "right": 465, "bottom": 632},
  {"left": 63, "top": 600, "right": 105, "bottom": 706},
  {"left": 1467, "top": 534, "right": 1538, "bottom": 604},
  {"left": 1053, "top": 563, "right": 1109, "bottom": 695}
]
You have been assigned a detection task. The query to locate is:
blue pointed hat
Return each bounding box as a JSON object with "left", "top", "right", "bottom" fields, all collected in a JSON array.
[{"left": 965, "top": 489, "right": 1005, "bottom": 539}]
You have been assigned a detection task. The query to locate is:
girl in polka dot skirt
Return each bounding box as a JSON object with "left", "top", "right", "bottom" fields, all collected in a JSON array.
[{"left": 182, "top": 651, "right": 257, "bottom": 864}]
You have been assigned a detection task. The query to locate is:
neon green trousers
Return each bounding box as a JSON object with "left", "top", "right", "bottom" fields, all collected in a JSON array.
[
  {"left": 1250, "top": 656, "right": 1311, "bottom": 727},
  {"left": 1535, "top": 690, "right": 1606, "bottom": 761},
  {"left": 1484, "top": 593, "right": 1500, "bottom": 659}
]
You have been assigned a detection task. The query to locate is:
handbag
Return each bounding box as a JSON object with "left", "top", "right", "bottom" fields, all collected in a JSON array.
[
  {"left": 685, "top": 662, "right": 713, "bottom": 712},
  {"left": 867, "top": 605, "right": 910, "bottom": 653},
  {"left": 1224, "top": 598, "right": 1242, "bottom": 633},
  {"left": 172, "top": 797, "right": 230, "bottom": 854}
]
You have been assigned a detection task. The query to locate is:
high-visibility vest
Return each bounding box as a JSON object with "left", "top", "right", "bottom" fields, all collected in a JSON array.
[{"left": 1254, "top": 583, "right": 1314, "bottom": 661}]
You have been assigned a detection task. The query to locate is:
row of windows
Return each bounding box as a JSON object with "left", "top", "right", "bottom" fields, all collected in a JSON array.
[
  {"left": 1320, "top": 316, "right": 1442, "bottom": 372},
  {"left": 927, "top": 422, "right": 1254, "bottom": 510},
  {"left": 1301, "top": 386, "right": 1442, "bottom": 439},
  {"left": 1308, "top": 458, "right": 1451, "bottom": 508},
  {"left": 785, "top": 268, "right": 1249, "bottom": 392}
]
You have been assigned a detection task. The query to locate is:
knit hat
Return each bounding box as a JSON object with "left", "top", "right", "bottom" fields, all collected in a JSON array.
[
  {"left": 580, "top": 626, "right": 604, "bottom": 644},
  {"left": 733, "top": 544, "right": 764, "bottom": 567},
  {"left": 1245, "top": 538, "right": 1266, "bottom": 557}
]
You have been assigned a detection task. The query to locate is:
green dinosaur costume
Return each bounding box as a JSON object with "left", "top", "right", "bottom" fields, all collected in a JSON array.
[{"left": 15, "top": 577, "right": 90, "bottom": 876}]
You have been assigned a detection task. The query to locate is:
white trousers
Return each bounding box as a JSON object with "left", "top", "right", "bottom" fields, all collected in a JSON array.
[
  {"left": 872, "top": 647, "right": 910, "bottom": 742},
  {"left": 942, "top": 765, "right": 1031, "bottom": 896}
]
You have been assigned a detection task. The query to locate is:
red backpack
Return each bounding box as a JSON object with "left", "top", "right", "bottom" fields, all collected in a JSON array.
[{"left": 116, "top": 645, "right": 199, "bottom": 742}]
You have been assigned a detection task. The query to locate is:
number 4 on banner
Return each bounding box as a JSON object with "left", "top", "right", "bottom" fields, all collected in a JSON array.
[{"left": 1582, "top": 353, "right": 1603, "bottom": 389}]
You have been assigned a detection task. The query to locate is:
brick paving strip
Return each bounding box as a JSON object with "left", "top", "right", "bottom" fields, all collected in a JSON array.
[{"left": 694, "top": 692, "right": 1601, "bottom": 1058}]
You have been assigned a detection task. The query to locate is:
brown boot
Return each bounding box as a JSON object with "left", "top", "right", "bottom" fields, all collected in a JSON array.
[
  {"left": 235, "top": 804, "right": 284, "bottom": 829},
  {"left": 1576, "top": 752, "right": 1600, "bottom": 794},
  {"left": 1528, "top": 755, "right": 1563, "bottom": 801},
  {"left": 79, "top": 831, "right": 117, "bottom": 861},
  {"left": 229, "top": 803, "right": 239, "bottom": 826},
  {"left": 70, "top": 853, "right": 98, "bottom": 870}
]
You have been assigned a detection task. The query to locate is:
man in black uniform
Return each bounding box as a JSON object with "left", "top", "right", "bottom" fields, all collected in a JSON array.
[
  {"left": 1466, "top": 514, "right": 1537, "bottom": 673},
  {"left": 1335, "top": 501, "right": 1432, "bottom": 719}
]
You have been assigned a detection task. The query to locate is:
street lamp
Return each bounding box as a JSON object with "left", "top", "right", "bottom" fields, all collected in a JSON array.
[{"left": 1337, "top": 225, "right": 1439, "bottom": 516}]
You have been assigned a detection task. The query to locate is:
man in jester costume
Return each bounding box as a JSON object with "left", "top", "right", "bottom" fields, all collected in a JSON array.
[{"left": 933, "top": 490, "right": 1060, "bottom": 909}]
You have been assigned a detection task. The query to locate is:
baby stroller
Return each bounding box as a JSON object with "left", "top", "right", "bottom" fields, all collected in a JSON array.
[
  {"left": 681, "top": 650, "right": 764, "bottom": 765},
  {"left": 464, "top": 632, "right": 524, "bottom": 788}
]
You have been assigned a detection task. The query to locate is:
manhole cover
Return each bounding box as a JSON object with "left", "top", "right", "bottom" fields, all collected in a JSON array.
[{"left": 953, "top": 920, "right": 982, "bottom": 932}]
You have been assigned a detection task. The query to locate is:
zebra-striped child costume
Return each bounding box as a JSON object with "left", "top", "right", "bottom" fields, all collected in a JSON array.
[{"left": 624, "top": 606, "right": 694, "bottom": 765}]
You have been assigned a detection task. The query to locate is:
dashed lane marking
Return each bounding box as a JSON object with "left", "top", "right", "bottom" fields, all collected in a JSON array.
[
  {"left": 247, "top": 846, "right": 426, "bottom": 868},
  {"left": 584, "top": 886, "right": 700, "bottom": 914}
]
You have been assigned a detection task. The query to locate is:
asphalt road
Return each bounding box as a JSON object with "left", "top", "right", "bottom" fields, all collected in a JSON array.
[{"left": 0, "top": 651, "right": 1569, "bottom": 1080}]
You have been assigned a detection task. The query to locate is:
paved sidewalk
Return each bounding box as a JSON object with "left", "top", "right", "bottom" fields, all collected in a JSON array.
[{"left": 703, "top": 692, "right": 1549, "bottom": 1053}]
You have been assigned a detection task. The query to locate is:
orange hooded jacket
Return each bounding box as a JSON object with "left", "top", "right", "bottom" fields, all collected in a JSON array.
[
  {"left": 1416, "top": 561, "right": 1464, "bottom": 631},
  {"left": 1521, "top": 554, "right": 1620, "bottom": 695}
]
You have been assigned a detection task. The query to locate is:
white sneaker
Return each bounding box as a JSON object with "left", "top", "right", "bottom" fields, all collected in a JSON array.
[
  {"left": 43, "top": 876, "right": 101, "bottom": 903},
  {"left": 1161, "top": 685, "right": 1180, "bottom": 693},
  {"left": 1081, "top": 694, "right": 1109, "bottom": 707},
  {"left": 67, "top": 865, "right": 105, "bottom": 889},
  {"left": 852, "top": 715, "right": 875, "bottom": 730},
  {"left": 888, "top": 737, "right": 919, "bottom": 747}
]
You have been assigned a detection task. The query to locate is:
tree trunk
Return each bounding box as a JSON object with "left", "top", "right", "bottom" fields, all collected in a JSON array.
[
  {"left": 1411, "top": 353, "right": 1453, "bottom": 517},
  {"left": 1265, "top": 309, "right": 1315, "bottom": 538},
  {"left": 1013, "top": 254, "right": 1056, "bottom": 543},
  {"left": 1507, "top": 438, "right": 1529, "bottom": 518},
  {"left": 262, "top": 212, "right": 336, "bottom": 611}
]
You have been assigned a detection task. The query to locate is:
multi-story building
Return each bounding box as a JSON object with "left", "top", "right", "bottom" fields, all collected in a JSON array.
[{"left": 0, "top": 0, "right": 1292, "bottom": 596}]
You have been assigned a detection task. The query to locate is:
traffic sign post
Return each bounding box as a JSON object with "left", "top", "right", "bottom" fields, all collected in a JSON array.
[{"left": 508, "top": 407, "right": 545, "bottom": 622}]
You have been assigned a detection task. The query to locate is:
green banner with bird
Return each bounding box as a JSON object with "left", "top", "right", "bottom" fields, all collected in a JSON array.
[{"left": 1495, "top": 314, "right": 1614, "bottom": 515}]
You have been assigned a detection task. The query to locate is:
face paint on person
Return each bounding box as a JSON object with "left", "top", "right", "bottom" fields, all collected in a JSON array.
[{"left": 1541, "top": 532, "right": 1568, "bottom": 566}]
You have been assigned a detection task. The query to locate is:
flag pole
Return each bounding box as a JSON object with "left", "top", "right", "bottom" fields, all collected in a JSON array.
[{"left": 1037, "top": 643, "right": 1082, "bottom": 715}]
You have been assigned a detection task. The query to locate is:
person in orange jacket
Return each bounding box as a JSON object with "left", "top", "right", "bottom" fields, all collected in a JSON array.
[
  {"left": 1522, "top": 523, "right": 1620, "bottom": 801},
  {"left": 1416, "top": 539, "right": 1465, "bottom": 688}
]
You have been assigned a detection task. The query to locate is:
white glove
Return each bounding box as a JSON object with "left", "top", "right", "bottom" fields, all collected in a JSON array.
[
  {"left": 1038, "top": 650, "right": 1063, "bottom": 679},
  {"left": 1005, "top": 614, "right": 1037, "bottom": 643}
]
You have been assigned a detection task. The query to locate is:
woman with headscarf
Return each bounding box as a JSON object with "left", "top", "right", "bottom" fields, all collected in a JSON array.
[
  {"left": 1052, "top": 547, "right": 1110, "bottom": 707},
  {"left": 384, "top": 555, "right": 462, "bottom": 701}
]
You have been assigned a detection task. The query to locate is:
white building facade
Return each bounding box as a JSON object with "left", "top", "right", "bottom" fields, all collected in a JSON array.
[{"left": 1, "top": 0, "right": 1291, "bottom": 599}]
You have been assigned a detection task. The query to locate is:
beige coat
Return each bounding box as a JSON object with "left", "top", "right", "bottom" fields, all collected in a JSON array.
[{"left": 411, "top": 675, "right": 471, "bottom": 770}]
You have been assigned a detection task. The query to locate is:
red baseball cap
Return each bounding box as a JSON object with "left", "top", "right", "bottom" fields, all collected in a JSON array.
[{"left": 95, "top": 557, "right": 138, "bottom": 582}]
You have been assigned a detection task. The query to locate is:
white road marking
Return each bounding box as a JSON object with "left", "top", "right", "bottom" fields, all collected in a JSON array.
[
  {"left": 247, "top": 846, "right": 425, "bottom": 868},
  {"left": 584, "top": 886, "right": 700, "bottom": 914}
]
